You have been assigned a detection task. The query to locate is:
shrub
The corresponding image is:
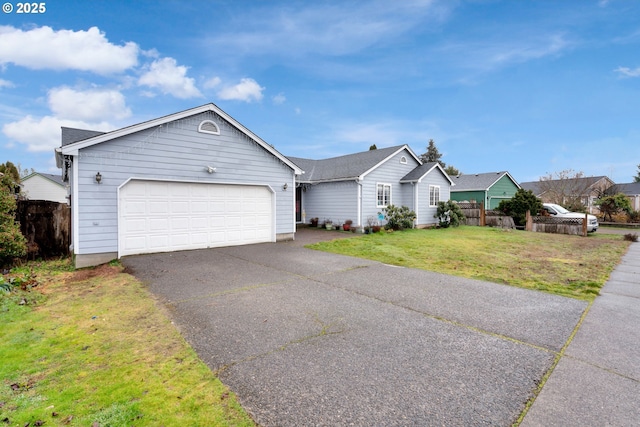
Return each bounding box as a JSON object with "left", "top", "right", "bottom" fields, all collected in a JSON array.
[
  {"left": 497, "top": 189, "right": 543, "bottom": 227},
  {"left": 435, "top": 201, "right": 465, "bottom": 228},
  {"left": 624, "top": 233, "right": 638, "bottom": 242},
  {"left": 628, "top": 210, "right": 640, "bottom": 224},
  {"left": 381, "top": 205, "right": 416, "bottom": 231},
  {"left": 0, "top": 186, "right": 27, "bottom": 268}
]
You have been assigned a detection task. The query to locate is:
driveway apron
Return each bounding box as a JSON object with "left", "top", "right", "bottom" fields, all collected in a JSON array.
[{"left": 123, "top": 229, "right": 588, "bottom": 426}]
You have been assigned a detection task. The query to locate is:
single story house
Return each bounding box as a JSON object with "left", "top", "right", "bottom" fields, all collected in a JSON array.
[
  {"left": 289, "top": 145, "right": 453, "bottom": 228},
  {"left": 520, "top": 176, "right": 615, "bottom": 214},
  {"left": 56, "top": 103, "right": 302, "bottom": 268},
  {"left": 20, "top": 172, "right": 68, "bottom": 203},
  {"left": 449, "top": 172, "right": 521, "bottom": 210},
  {"left": 611, "top": 182, "right": 640, "bottom": 211}
]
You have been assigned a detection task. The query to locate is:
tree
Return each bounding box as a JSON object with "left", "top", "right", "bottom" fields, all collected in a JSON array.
[
  {"left": 0, "top": 185, "right": 27, "bottom": 267},
  {"left": 497, "top": 189, "right": 543, "bottom": 227},
  {"left": 369, "top": 144, "right": 377, "bottom": 150},
  {"left": 443, "top": 165, "right": 460, "bottom": 176},
  {"left": 434, "top": 200, "right": 465, "bottom": 228},
  {"left": 595, "top": 193, "right": 632, "bottom": 222},
  {"left": 420, "top": 139, "right": 445, "bottom": 168},
  {"left": 537, "top": 169, "right": 592, "bottom": 212},
  {"left": 0, "top": 161, "right": 21, "bottom": 193},
  {"left": 634, "top": 164, "right": 640, "bottom": 183}
]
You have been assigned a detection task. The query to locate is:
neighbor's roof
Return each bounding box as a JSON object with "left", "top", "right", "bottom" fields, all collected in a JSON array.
[
  {"left": 612, "top": 182, "right": 640, "bottom": 195},
  {"left": 449, "top": 171, "right": 520, "bottom": 192},
  {"left": 520, "top": 176, "right": 611, "bottom": 196},
  {"left": 59, "top": 103, "right": 302, "bottom": 174},
  {"left": 289, "top": 145, "right": 420, "bottom": 183},
  {"left": 22, "top": 172, "right": 65, "bottom": 187}
]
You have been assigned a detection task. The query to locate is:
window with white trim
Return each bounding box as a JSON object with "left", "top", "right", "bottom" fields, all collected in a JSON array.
[
  {"left": 198, "top": 120, "right": 220, "bottom": 135},
  {"left": 429, "top": 185, "right": 440, "bottom": 206},
  {"left": 400, "top": 156, "right": 407, "bottom": 164},
  {"left": 377, "top": 183, "right": 392, "bottom": 207}
]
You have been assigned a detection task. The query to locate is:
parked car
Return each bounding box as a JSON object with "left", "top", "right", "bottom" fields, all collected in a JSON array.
[{"left": 542, "top": 203, "right": 599, "bottom": 232}]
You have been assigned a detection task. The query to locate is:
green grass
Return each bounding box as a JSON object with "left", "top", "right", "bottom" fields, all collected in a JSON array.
[
  {"left": 308, "top": 226, "right": 631, "bottom": 300},
  {"left": 0, "top": 260, "right": 254, "bottom": 427}
]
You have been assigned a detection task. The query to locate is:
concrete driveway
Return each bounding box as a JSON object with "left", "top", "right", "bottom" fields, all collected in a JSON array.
[{"left": 122, "top": 229, "right": 588, "bottom": 426}]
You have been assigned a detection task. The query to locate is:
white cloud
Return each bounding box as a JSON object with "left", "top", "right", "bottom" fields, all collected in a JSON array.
[
  {"left": 48, "top": 87, "right": 131, "bottom": 121},
  {"left": 217, "top": 78, "right": 264, "bottom": 103},
  {"left": 615, "top": 66, "right": 640, "bottom": 77},
  {"left": 0, "top": 78, "right": 13, "bottom": 88},
  {"left": 2, "top": 115, "right": 113, "bottom": 152},
  {"left": 138, "top": 57, "right": 202, "bottom": 99},
  {"left": 272, "top": 93, "right": 286, "bottom": 105},
  {"left": 203, "top": 76, "right": 221, "bottom": 89},
  {"left": 0, "top": 25, "right": 138, "bottom": 74}
]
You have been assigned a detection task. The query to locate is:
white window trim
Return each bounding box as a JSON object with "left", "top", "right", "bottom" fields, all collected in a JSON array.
[
  {"left": 198, "top": 120, "right": 220, "bottom": 135},
  {"left": 429, "top": 185, "right": 440, "bottom": 207},
  {"left": 377, "top": 183, "right": 392, "bottom": 208}
]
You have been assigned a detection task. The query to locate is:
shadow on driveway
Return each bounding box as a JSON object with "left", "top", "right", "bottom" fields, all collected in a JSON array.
[{"left": 123, "top": 228, "right": 587, "bottom": 426}]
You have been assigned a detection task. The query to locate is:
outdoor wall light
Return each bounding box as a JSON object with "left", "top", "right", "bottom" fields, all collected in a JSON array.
[
  {"left": 206, "top": 165, "right": 216, "bottom": 173},
  {"left": 95, "top": 172, "right": 102, "bottom": 184},
  {"left": 283, "top": 183, "right": 288, "bottom": 191}
]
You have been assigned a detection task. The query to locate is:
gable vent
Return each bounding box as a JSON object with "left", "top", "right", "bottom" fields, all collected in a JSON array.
[{"left": 198, "top": 120, "right": 220, "bottom": 135}]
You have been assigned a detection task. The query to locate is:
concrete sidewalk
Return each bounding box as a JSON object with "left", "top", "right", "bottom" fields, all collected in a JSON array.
[{"left": 522, "top": 241, "right": 640, "bottom": 426}]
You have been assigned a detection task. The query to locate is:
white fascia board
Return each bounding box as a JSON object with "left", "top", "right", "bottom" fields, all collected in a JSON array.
[{"left": 360, "top": 145, "right": 416, "bottom": 180}]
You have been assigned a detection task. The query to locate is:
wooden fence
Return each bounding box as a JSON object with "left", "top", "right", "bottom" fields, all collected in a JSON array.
[
  {"left": 525, "top": 211, "right": 587, "bottom": 237},
  {"left": 457, "top": 202, "right": 515, "bottom": 229},
  {"left": 16, "top": 200, "right": 71, "bottom": 259}
]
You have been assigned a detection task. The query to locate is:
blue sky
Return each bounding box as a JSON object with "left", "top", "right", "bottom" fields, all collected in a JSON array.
[{"left": 1, "top": 0, "right": 639, "bottom": 183}]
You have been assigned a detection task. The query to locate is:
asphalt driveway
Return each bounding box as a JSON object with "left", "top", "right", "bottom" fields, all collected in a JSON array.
[{"left": 122, "top": 229, "right": 588, "bottom": 426}]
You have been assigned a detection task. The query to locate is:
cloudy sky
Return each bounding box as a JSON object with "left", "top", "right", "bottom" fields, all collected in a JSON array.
[{"left": 1, "top": 0, "right": 639, "bottom": 183}]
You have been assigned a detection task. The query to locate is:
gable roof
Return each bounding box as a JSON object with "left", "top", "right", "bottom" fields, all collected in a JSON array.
[
  {"left": 61, "top": 127, "right": 106, "bottom": 146},
  {"left": 22, "top": 172, "right": 65, "bottom": 187},
  {"left": 520, "top": 176, "right": 612, "bottom": 196},
  {"left": 289, "top": 145, "right": 420, "bottom": 183},
  {"left": 400, "top": 162, "right": 454, "bottom": 185},
  {"left": 611, "top": 182, "right": 640, "bottom": 196},
  {"left": 59, "top": 103, "right": 302, "bottom": 174},
  {"left": 449, "top": 171, "right": 520, "bottom": 192}
]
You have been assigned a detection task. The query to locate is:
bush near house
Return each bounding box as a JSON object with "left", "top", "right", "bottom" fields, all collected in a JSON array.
[
  {"left": 0, "top": 186, "right": 27, "bottom": 268},
  {"left": 381, "top": 205, "right": 416, "bottom": 230},
  {"left": 435, "top": 201, "right": 465, "bottom": 228},
  {"left": 497, "top": 189, "right": 543, "bottom": 227}
]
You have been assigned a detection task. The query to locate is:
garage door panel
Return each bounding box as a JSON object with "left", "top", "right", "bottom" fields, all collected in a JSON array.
[{"left": 119, "top": 181, "right": 273, "bottom": 256}]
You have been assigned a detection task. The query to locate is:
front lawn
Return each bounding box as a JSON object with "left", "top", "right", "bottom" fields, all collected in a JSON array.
[
  {"left": 308, "top": 226, "right": 630, "bottom": 300},
  {"left": 0, "top": 260, "right": 254, "bottom": 427}
]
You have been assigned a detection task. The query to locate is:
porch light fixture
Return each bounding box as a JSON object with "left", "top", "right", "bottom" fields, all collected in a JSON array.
[
  {"left": 95, "top": 172, "right": 102, "bottom": 184},
  {"left": 283, "top": 183, "right": 288, "bottom": 191},
  {"left": 206, "top": 165, "right": 216, "bottom": 174}
]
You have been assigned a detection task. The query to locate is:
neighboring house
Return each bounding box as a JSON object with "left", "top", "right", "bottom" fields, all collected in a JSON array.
[
  {"left": 520, "top": 176, "right": 615, "bottom": 214},
  {"left": 56, "top": 103, "right": 302, "bottom": 268},
  {"left": 289, "top": 145, "right": 453, "bottom": 228},
  {"left": 448, "top": 172, "right": 521, "bottom": 210},
  {"left": 20, "top": 172, "right": 68, "bottom": 203},
  {"left": 611, "top": 182, "right": 640, "bottom": 211}
]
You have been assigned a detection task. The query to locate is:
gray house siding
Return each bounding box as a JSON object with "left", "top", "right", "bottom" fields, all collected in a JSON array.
[
  {"left": 302, "top": 181, "right": 358, "bottom": 225},
  {"left": 415, "top": 170, "right": 451, "bottom": 226},
  {"left": 74, "top": 111, "right": 294, "bottom": 257},
  {"left": 361, "top": 150, "right": 420, "bottom": 226}
]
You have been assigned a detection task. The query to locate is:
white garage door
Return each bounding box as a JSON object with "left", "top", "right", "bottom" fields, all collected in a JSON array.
[{"left": 119, "top": 180, "right": 273, "bottom": 256}]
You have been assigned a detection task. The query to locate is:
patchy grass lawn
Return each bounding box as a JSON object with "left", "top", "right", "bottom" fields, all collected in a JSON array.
[
  {"left": 0, "top": 260, "right": 254, "bottom": 427},
  {"left": 308, "top": 226, "right": 630, "bottom": 301}
]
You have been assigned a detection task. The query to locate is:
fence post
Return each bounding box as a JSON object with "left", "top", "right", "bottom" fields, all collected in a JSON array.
[
  {"left": 583, "top": 214, "right": 587, "bottom": 237},
  {"left": 480, "top": 203, "right": 486, "bottom": 227},
  {"left": 526, "top": 210, "right": 532, "bottom": 231}
]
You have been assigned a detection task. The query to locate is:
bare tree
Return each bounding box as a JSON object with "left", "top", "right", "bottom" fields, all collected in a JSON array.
[{"left": 538, "top": 169, "right": 594, "bottom": 211}]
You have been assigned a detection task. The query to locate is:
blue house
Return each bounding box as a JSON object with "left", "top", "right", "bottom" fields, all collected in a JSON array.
[
  {"left": 290, "top": 145, "right": 453, "bottom": 229},
  {"left": 57, "top": 103, "right": 302, "bottom": 268}
]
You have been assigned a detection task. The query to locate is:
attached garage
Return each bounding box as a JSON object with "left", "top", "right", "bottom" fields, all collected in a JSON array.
[
  {"left": 57, "top": 103, "right": 302, "bottom": 268},
  {"left": 118, "top": 180, "right": 274, "bottom": 256}
]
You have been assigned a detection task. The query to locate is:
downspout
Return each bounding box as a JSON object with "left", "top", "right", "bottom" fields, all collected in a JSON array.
[{"left": 356, "top": 178, "right": 363, "bottom": 227}]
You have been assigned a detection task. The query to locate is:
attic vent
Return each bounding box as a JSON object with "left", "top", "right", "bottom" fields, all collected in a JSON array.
[
  {"left": 400, "top": 156, "right": 407, "bottom": 164},
  {"left": 198, "top": 120, "right": 220, "bottom": 135}
]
